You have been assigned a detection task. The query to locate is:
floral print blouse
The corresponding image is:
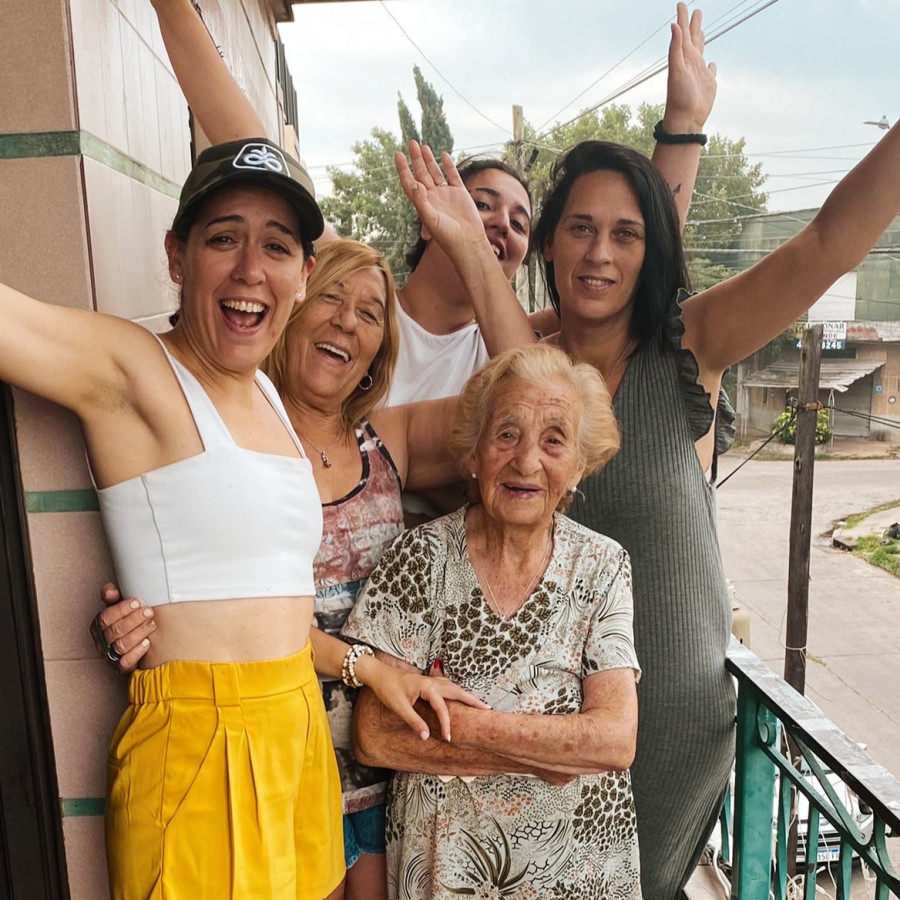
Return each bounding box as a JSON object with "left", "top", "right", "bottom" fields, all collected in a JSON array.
[{"left": 344, "top": 507, "right": 643, "bottom": 899}]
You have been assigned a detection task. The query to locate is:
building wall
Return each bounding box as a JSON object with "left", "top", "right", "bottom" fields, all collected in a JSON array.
[{"left": 0, "top": 2, "right": 293, "bottom": 895}]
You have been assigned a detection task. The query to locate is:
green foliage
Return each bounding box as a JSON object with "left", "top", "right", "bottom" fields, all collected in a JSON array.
[
  {"left": 414, "top": 65, "right": 453, "bottom": 155},
  {"left": 771, "top": 408, "right": 833, "bottom": 445},
  {"left": 520, "top": 102, "right": 660, "bottom": 191},
  {"left": 853, "top": 535, "right": 900, "bottom": 578},
  {"left": 320, "top": 128, "right": 417, "bottom": 279},
  {"left": 320, "top": 67, "right": 455, "bottom": 282}
]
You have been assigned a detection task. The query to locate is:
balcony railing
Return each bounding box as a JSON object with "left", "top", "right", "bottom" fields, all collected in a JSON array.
[{"left": 725, "top": 639, "right": 900, "bottom": 899}]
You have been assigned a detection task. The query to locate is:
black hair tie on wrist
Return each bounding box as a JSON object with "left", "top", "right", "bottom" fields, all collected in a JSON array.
[{"left": 653, "top": 120, "right": 708, "bottom": 146}]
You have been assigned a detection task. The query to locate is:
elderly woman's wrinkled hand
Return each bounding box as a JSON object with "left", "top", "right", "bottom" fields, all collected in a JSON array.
[{"left": 90, "top": 582, "right": 155, "bottom": 673}]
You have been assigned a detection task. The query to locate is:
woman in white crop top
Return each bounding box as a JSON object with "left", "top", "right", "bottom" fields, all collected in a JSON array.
[
  {"left": 97, "top": 238, "right": 478, "bottom": 900},
  {"left": 0, "top": 139, "right": 486, "bottom": 900}
]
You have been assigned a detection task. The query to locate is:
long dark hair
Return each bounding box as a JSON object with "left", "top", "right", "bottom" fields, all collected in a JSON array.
[
  {"left": 405, "top": 157, "right": 533, "bottom": 272},
  {"left": 533, "top": 141, "right": 690, "bottom": 351}
]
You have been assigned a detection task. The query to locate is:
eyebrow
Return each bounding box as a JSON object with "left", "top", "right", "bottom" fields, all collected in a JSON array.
[
  {"left": 470, "top": 186, "right": 532, "bottom": 224},
  {"left": 332, "top": 280, "right": 387, "bottom": 310},
  {"left": 203, "top": 214, "right": 299, "bottom": 239},
  {"left": 566, "top": 212, "right": 644, "bottom": 228}
]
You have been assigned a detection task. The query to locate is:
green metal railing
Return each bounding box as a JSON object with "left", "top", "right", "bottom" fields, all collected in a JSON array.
[{"left": 726, "top": 639, "right": 900, "bottom": 899}]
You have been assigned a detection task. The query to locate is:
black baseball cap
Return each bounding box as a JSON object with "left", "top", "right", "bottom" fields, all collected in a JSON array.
[{"left": 172, "top": 138, "right": 324, "bottom": 241}]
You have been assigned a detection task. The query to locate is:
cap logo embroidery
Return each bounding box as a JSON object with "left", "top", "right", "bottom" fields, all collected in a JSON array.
[{"left": 233, "top": 143, "right": 288, "bottom": 175}]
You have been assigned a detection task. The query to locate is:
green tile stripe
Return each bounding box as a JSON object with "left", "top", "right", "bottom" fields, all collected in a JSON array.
[
  {"left": 61, "top": 797, "right": 105, "bottom": 818},
  {"left": 0, "top": 131, "right": 180, "bottom": 198},
  {"left": 25, "top": 490, "right": 99, "bottom": 513}
]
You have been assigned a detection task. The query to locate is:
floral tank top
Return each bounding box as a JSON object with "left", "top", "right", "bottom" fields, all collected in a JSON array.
[{"left": 314, "top": 420, "right": 404, "bottom": 814}]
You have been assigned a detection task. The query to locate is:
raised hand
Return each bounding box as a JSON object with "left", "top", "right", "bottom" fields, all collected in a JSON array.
[
  {"left": 664, "top": 2, "right": 717, "bottom": 132},
  {"left": 394, "top": 140, "right": 488, "bottom": 257}
]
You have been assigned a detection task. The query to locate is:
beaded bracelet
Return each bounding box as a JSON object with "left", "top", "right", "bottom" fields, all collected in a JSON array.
[
  {"left": 341, "top": 643, "right": 374, "bottom": 689},
  {"left": 653, "top": 119, "right": 708, "bottom": 146}
]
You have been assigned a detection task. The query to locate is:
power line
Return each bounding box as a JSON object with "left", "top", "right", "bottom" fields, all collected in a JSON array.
[
  {"left": 377, "top": 1, "right": 509, "bottom": 136},
  {"left": 537, "top": 0, "right": 782, "bottom": 142}
]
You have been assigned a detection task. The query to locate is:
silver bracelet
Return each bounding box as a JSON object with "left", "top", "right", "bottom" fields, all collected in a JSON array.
[{"left": 341, "top": 644, "right": 374, "bottom": 689}]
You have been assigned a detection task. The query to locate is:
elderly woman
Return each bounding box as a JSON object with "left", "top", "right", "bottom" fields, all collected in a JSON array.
[
  {"left": 1, "top": 138, "right": 485, "bottom": 899},
  {"left": 343, "top": 343, "right": 642, "bottom": 900}
]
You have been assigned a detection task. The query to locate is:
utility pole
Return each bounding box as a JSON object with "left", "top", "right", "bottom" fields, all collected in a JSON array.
[
  {"left": 783, "top": 323, "right": 823, "bottom": 880},
  {"left": 512, "top": 105, "right": 524, "bottom": 170},
  {"left": 784, "top": 323, "right": 824, "bottom": 695}
]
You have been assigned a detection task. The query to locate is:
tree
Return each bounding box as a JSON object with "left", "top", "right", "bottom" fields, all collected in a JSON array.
[
  {"left": 320, "top": 67, "right": 455, "bottom": 282},
  {"left": 686, "top": 133, "right": 768, "bottom": 289}
]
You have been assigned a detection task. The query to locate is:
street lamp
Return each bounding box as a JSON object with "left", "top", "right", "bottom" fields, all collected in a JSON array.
[{"left": 863, "top": 115, "right": 891, "bottom": 131}]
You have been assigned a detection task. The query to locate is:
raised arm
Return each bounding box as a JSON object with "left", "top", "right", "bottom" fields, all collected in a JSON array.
[
  {"left": 396, "top": 142, "right": 535, "bottom": 355},
  {"left": 150, "top": 0, "right": 268, "bottom": 141},
  {"left": 0, "top": 284, "right": 137, "bottom": 418},
  {"left": 650, "top": 2, "right": 717, "bottom": 228},
  {"left": 683, "top": 118, "right": 900, "bottom": 374}
]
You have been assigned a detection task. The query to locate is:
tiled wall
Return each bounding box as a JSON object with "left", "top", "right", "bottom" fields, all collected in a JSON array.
[{"left": 0, "top": 1, "right": 290, "bottom": 895}]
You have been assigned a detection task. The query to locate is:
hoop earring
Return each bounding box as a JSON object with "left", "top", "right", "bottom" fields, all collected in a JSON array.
[{"left": 358, "top": 372, "right": 374, "bottom": 392}]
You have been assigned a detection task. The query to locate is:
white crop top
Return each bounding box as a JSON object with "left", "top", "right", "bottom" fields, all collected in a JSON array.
[{"left": 95, "top": 340, "right": 322, "bottom": 606}]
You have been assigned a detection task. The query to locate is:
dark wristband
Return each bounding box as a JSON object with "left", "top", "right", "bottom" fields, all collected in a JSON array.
[{"left": 653, "top": 120, "right": 707, "bottom": 146}]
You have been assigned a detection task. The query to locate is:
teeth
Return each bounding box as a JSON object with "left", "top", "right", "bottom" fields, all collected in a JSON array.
[
  {"left": 315, "top": 342, "right": 350, "bottom": 363},
  {"left": 222, "top": 299, "right": 265, "bottom": 313},
  {"left": 492, "top": 244, "right": 501, "bottom": 258},
  {"left": 583, "top": 277, "right": 612, "bottom": 287}
]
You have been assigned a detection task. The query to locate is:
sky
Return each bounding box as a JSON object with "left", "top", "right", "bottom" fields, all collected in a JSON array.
[{"left": 278, "top": 0, "right": 899, "bottom": 215}]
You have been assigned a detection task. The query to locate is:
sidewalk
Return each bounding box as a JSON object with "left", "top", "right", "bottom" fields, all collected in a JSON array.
[
  {"left": 733, "top": 434, "right": 900, "bottom": 461},
  {"left": 832, "top": 504, "right": 900, "bottom": 549}
]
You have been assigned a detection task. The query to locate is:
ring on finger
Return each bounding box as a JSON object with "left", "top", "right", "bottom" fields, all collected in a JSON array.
[{"left": 90, "top": 612, "right": 122, "bottom": 669}]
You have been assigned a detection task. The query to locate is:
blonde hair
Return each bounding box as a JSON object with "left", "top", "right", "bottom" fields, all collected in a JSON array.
[
  {"left": 449, "top": 344, "right": 620, "bottom": 508},
  {"left": 263, "top": 240, "right": 398, "bottom": 429}
]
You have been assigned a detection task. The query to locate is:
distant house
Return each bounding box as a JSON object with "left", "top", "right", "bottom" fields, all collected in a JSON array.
[{"left": 727, "top": 210, "right": 900, "bottom": 441}]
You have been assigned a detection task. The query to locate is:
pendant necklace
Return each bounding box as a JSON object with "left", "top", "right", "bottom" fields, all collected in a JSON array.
[
  {"left": 475, "top": 528, "right": 552, "bottom": 618},
  {"left": 296, "top": 430, "right": 343, "bottom": 468},
  {"left": 606, "top": 338, "right": 635, "bottom": 384}
]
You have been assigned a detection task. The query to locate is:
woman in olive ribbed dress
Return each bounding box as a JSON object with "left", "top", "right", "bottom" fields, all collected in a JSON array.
[{"left": 530, "top": 127, "right": 900, "bottom": 897}]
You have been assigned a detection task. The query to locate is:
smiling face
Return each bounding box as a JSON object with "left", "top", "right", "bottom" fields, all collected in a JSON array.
[
  {"left": 285, "top": 264, "right": 388, "bottom": 411},
  {"left": 543, "top": 169, "right": 646, "bottom": 330},
  {"left": 464, "top": 168, "right": 532, "bottom": 279},
  {"left": 470, "top": 377, "right": 585, "bottom": 531},
  {"left": 167, "top": 183, "right": 314, "bottom": 370}
]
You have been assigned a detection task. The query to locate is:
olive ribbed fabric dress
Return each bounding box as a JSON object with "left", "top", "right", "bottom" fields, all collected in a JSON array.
[{"left": 567, "top": 298, "right": 736, "bottom": 900}]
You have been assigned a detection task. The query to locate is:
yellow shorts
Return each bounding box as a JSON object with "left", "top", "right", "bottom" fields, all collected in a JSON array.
[{"left": 105, "top": 644, "right": 344, "bottom": 900}]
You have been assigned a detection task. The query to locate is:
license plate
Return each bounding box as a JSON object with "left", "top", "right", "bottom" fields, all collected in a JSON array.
[{"left": 817, "top": 846, "right": 841, "bottom": 863}]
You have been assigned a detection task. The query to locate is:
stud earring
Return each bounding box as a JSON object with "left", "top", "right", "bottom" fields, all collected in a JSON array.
[
  {"left": 471, "top": 472, "right": 477, "bottom": 480},
  {"left": 173, "top": 273, "right": 182, "bottom": 283}
]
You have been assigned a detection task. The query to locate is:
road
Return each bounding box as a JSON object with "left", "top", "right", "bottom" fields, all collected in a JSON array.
[
  {"left": 716, "top": 456, "right": 900, "bottom": 776},
  {"left": 714, "top": 456, "right": 900, "bottom": 898}
]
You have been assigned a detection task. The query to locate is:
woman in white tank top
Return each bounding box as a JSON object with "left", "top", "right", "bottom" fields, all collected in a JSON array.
[{"left": 0, "top": 138, "right": 487, "bottom": 899}]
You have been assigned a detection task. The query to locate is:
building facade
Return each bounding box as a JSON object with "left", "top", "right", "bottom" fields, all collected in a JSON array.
[
  {"left": 730, "top": 210, "right": 900, "bottom": 441},
  {"left": 0, "top": 1, "right": 304, "bottom": 895}
]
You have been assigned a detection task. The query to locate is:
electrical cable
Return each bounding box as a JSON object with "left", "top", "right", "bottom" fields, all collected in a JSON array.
[
  {"left": 537, "top": 0, "right": 783, "bottom": 142},
  {"left": 377, "top": 1, "right": 509, "bottom": 136},
  {"left": 717, "top": 407, "right": 796, "bottom": 488}
]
